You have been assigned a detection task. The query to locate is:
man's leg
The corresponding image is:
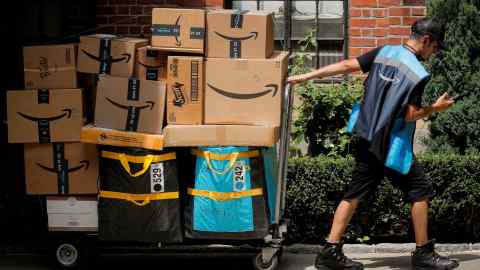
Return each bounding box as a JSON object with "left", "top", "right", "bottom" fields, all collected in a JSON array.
[
  {"left": 327, "top": 199, "right": 359, "bottom": 243},
  {"left": 411, "top": 199, "right": 429, "bottom": 246},
  {"left": 388, "top": 163, "right": 459, "bottom": 269}
]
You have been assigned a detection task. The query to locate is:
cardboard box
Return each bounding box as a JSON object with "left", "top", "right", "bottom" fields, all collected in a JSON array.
[
  {"left": 81, "top": 124, "right": 164, "bottom": 150},
  {"left": 94, "top": 75, "right": 166, "bottom": 134},
  {"left": 206, "top": 10, "right": 274, "bottom": 59},
  {"left": 24, "top": 143, "right": 99, "bottom": 195},
  {"left": 7, "top": 89, "right": 83, "bottom": 143},
  {"left": 47, "top": 196, "right": 98, "bottom": 232},
  {"left": 167, "top": 56, "right": 204, "bottom": 125},
  {"left": 23, "top": 44, "right": 78, "bottom": 89},
  {"left": 151, "top": 8, "right": 205, "bottom": 53},
  {"left": 78, "top": 34, "right": 148, "bottom": 77},
  {"left": 204, "top": 51, "right": 288, "bottom": 126},
  {"left": 135, "top": 46, "right": 168, "bottom": 81},
  {"left": 164, "top": 125, "right": 279, "bottom": 147}
]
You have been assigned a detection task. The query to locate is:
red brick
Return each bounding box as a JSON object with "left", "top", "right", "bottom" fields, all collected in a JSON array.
[
  {"left": 362, "top": 47, "right": 378, "bottom": 54},
  {"left": 130, "top": 6, "right": 143, "bottom": 15},
  {"left": 205, "top": 0, "right": 224, "bottom": 7},
  {"left": 138, "top": 0, "right": 178, "bottom": 5},
  {"left": 362, "top": 9, "right": 373, "bottom": 17},
  {"left": 351, "top": 18, "right": 377, "bottom": 28},
  {"left": 376, "top": 18, "right": 389, "bottom": 27},
  {"left": 350, "top": 37, "right": 376, "bottom": 47},
  {"left": 110, "top": 0, "right": 137, "bottom": 5},
  {"left": 117, "top": 6, "right": 129, "bottom": 14},
  {"left": 97, "top": 6, "right": 116, "bottom": 15},
  {"left": 130, "top": 26, "right": 141, "bottom": 34},
  {"left": 374, "top": 28, "right": 388, "bottom": 37},
  {"left": 404, "top": 0, "right": 425, "bottom": 6},
  {"left": 110, "top": 15, "right": 137, "bottom": 25},
  {"left": 138, "top": 15, "right": 152, "bottom": 25},
  {"left": 389, "top": 17, "right": 402, "bottom": 25},
  {"left": 96, "top": 16, "right": 109, "bottom": 25},
  {"left": 350, "top": 28, "right": 362, "bottom": 37},
  {"left": 412, "top": 7, "right": 426, "bottom": 16},
  {"left": 143, "top": 6, "right": 153, "bottom": 15},
  {"left": 378, "top": 0, "right": 401, "bottom": 7},
  {"left": 349, "top": 47, "right": 363, "bottom": 58},
  {"left": 97, "top": 26, "right": 115, "bottom": 34},
  {"left": 389, "top": 27, "right": 411, "bottom": 36},
  {"left": 373, "top": 9, "right": 387, "bottom": 17},
  {"left": 351, "top": 0, "right": 377, "bottom": 7},
  {"left": 361, "top": 29, "right": 374, "bottom": 37},
  {"left": 389, "top": 7, "right": 411, "bottom": 16},
  {"left": 117, "top": 26, "right": 129, "bottom": 34},
  {"left": 350, "top": 8, "right": 362, "bottom": 17},
  {"left": 403, "top": 17, "right": 419, "bottom": 26},
  {"left": 142, "top": 25, "right": 152, "bottom": 34},
  {"left": 377, "top": 38, "right": 389, "bottom": 46},
  {"left": 388, "top": 37, "right": 402, "bottom": 45}
]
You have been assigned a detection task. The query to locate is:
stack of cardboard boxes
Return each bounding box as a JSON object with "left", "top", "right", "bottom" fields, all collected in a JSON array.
[
  {"left": 6, "top": 6, "right": 287, "bottom": 239},
  {"left": 7, "top": 44, "right": 99, "bottom": 232}
]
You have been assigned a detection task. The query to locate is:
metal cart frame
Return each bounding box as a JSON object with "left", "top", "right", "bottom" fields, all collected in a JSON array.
[{"left": 50, "top": 83, "right": 294, "bottom": 270}]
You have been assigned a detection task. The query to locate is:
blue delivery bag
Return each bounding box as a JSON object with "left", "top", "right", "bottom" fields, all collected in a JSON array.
[{"left": 184, "top": 146, "right": 269, "bottom": 240}]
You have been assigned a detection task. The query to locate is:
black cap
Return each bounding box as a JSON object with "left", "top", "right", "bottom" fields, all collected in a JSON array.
[{"left": 411, "top": 18, "right": 446, "bottom": 50}]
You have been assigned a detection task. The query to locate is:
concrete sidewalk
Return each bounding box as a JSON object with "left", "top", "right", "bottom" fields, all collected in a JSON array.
[{"left": 280, "top": 251, "right": 480, "bottom": 270}]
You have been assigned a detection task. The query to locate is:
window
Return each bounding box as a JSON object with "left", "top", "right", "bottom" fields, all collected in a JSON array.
[{"left": 228, "top": 0, "right": 347, "bottom": 70}]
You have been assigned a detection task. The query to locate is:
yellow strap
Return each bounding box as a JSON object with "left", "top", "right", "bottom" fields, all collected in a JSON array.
[
  {"left": 101, "top": 151, "right": 176, "bottom": 177},
  {"left": 99, "top": 190, "right": 179, "bottom": 207},
  {"left": 187, "top": 188, "right": 263, "bottom": 201},
  {"left": 191, "top": 149, "right": 260, "bottom": 160}
]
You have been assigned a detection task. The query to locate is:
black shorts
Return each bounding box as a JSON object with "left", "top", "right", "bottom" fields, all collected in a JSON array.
[{"left": 343, "top": 138, "right": 435, "bottom": 202}]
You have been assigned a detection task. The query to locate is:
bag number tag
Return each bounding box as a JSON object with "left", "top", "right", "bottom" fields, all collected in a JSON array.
[
  {"left": 233, "top": 160, "right": 247, "bottom": 192},
  {"left": 150, "top": 163, "right": 165, "bottom": 193}
]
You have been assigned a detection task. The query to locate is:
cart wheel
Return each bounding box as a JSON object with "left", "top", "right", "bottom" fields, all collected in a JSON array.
[
  {"left": 55, "top": 242, "right": 79, "bottom": 268},
  {"left": 253, "top": 252, "right": 279, "bottom": 270}
]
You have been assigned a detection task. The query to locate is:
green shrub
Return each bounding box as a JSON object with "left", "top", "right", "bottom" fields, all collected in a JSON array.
[
  {"left": 423, "top": 0, "right": 480, "bottom": 154},
  {"left": 285, "top": 154, "right": 480, "bottom": 244}
]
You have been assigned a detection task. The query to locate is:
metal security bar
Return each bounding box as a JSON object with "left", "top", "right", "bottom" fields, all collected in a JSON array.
[{"left": 229, "top": 0, "right": 347, "bottom": 69}]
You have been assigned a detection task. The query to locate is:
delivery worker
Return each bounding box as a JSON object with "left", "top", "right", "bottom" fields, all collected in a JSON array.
[{"left": 287, "top": 18, "right": 459, "bottom": 270}]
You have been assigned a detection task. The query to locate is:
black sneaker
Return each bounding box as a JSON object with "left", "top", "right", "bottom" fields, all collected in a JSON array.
[
  {"left": 315, "top": 242, "right": 364, "bottom": 270},
  {"left": 411, "top": 240, "right": 460, "bottom": 270}
]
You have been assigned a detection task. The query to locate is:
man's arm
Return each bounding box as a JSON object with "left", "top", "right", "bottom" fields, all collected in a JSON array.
[
  {"left": 287, "top": 58, "right": 362, "bottom": 84},
  {"left": 405, "top": 92, "right": 455, "bottom": 121}
]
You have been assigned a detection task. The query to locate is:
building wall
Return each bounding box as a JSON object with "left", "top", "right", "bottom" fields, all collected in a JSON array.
[
  {"left": 95, "top": 0, "right": 224, "bottom": 36},
  {"left": 348, "top": 0, "right": 426, "bottom": 58}
]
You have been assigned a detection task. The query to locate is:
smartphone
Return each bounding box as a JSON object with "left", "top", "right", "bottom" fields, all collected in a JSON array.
[{"left": 452, "top": 93, "right": 468, "bottom": 100}]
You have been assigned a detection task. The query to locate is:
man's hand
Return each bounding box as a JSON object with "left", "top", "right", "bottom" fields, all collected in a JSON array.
[
  {"left": 405, "top": 92, "right": 455, "bottom": 121},
  {"left": 286, "top": 59, "right": 362, "bottom": 85},
  {"left": 287, "top": 73, "right": 313, "bottom": 85},
  {"left": 432, "top": 92, "right": 455, "bottom": 113}
]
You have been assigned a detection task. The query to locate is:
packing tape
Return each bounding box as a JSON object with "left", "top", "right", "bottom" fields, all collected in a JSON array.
[
  {"left": 24, "top": 66, "right": 76, "bottom": 72},
  {"left": 215, "top": 126, "right": 227, "bottom": 145}
]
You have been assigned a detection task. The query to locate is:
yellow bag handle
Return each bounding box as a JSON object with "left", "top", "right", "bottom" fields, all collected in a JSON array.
[
  {"left": 119, "top": 153, "right": 154, "bottom": 177},
  {"left": 101, "top": 151, "right": 176, "bottom": 177},
  {"left": 204, "top": 151, "right": 239, "bottom": 175},
  {"left": 99, "top": 190, "right": 179, "bottom": 207},
  {"left": 187, "top": 188, "right": 263, "bottom": 201}
]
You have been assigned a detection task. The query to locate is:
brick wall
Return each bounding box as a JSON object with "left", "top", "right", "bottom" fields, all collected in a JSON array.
[
  {"left": 349, "top": 0, "right": 426, "bottom": 58},
  {"left": 96, "top": 0, "right": 224, "bottom": 37}
]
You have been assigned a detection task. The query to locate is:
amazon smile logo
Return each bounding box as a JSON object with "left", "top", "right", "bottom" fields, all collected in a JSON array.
[
  {"left": 214, "top": 31, "right": 258, "bottom": 41},
  {"left": 208, "top": 83, "right": 278, "bottom": 99},
  {"left": 37, "top": 160, "right": 90, "bottom": 173},
  {"left": 137, "top": 61, "right": 165, "bottom": 69},
  {"left": 81, "top": 50, "right": 131, "bottom": 64},
  {"left": 379, "top": 71, "right": 401, "bottom": 84},
  {"left": 105, "top": 98, "right": 155, "bottom": 110},
  {"left": 18, "top": 109, "right": 72, "bottom": 122}
]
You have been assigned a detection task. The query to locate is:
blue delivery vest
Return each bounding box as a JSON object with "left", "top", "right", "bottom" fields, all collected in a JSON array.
[{"left": 347, "top": 45, "right": 429, "bottom": 174}]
